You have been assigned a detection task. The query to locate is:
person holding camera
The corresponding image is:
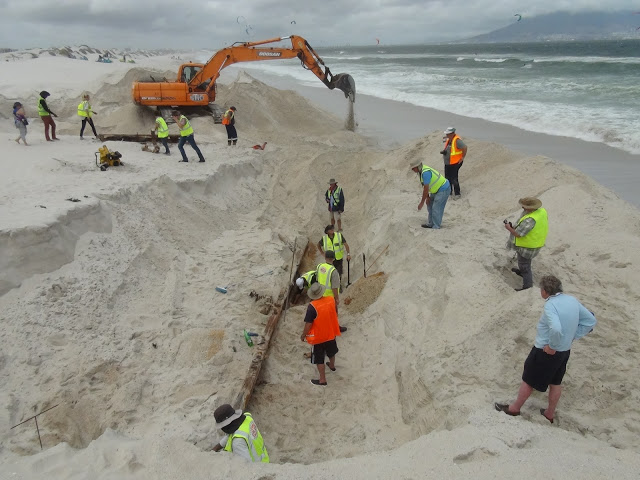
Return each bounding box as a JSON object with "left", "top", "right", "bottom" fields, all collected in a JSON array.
[
  {"left": 441, "top": 127, "right": 467, "bottom": 199},
  {"left": 504, "top": 197, "right": 549, "bottom": 291}
]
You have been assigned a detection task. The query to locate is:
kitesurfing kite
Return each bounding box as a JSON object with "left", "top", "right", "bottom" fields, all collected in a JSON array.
[
  {"left": 375, "top": 38, "right": 380, "bottom": 45},
  {"left": 514, "top": 13, "right": 522, "bottom": 22},
  {"left": 291, "top": 20, "right": 296, "bottom": 24}
]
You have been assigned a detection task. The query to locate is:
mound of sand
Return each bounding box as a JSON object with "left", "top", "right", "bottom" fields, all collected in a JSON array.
[{"left": 1, "top": 53, "right": 640, "bottom": 479}]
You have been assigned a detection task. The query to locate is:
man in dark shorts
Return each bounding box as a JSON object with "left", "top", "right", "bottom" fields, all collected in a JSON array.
[
  {"left": 300, "top": 283, "right": 342, "bottom": 386},
  {"left": 495, "top": 275, "right": 596, "bottom": 423}
]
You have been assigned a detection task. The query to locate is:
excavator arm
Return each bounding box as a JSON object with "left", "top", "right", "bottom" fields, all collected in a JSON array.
[
  {"left": 192, "top": 35, "right": 355, "bottom": 102},
  {"left": 132, "top": 35, "right": 355, "bottom": 108}
]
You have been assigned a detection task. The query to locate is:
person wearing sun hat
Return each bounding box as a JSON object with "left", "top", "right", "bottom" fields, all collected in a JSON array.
[
  {"left": 440, "top": 127, "right": 467, "bottom": 199},
  {"left": 325, "top": 178, "right": 345, "bottom": 231},
  {"left": 211, "top": 403, "right": 270, "bottom": 462},
  {"left": 300, "top": 282, "right": 342, "bottom": 386},
  {"left": 504, "top": 197, "right": 549, "bottom": 291}
]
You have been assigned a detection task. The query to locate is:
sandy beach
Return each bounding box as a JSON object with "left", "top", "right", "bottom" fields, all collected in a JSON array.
[{"left": 1, "top": 52, "right": 640, "bottom": 479}]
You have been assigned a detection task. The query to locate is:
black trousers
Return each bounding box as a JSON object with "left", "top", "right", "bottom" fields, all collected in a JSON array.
[
  {"left": 225, "top": 124, "right": 237, "bottom": 142},
  {"left": 444, "top": 162, "right": 462, "bottom": 196},
  {"left": 80, "top": 118, "right": 98, "bottom": 137}
]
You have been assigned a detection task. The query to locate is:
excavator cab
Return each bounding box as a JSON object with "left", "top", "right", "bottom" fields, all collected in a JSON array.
[{"left": 330, "top": 73, "right": 356, "bottom": 102}]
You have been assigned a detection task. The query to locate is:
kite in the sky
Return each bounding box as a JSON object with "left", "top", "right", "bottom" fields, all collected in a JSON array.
[
  {"left": 514, "top": 13, "right": 522, "bottom": 21},
  {"left": 375, "top": 38, "right": 380, "bottom": 45},
  {"left": 237, "top": 16, "right": 245, "bottom": 24},
  {"left": 291, "top": 20, "right": 296, "bottom": 24}
]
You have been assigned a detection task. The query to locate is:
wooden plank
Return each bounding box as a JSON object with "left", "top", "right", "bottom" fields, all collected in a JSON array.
[
  {"left": 234, "top": 240, "right": 307, "bottom": 410},
  {"left": 97, "top": 133, "right": 182, "bottom": 143}
]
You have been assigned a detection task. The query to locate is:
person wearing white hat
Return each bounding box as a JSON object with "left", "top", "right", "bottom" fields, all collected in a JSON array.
[
  {"left": 440, "top": 127, "right": 467, "bottom": 199},
  {"left": 504, "top": 197, "right": 549, "bottom": 291},
  {"left": 325, "top": 178, "right": 345, "bottom": 231},
  {"left": 211, "top": 403, "right": 270, "bottom": 462}
]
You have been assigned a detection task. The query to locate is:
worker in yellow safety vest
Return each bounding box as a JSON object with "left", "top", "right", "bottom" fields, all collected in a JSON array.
[
  {"left": 171, "top": 110, "right": 205, "bottom": 163},
  {"left": 222, "top": 106, "right": 237, "bottom": 146},
  {"left": 212, "top": 404, "right": 269, "bottom": 462},
  {"left": 317, "top": 224, "right": 351, "bottom": 279},
  {"left": 37, "top": 90, "right": 58, "bottom": 141},
  {"left": 78, "top": 94, "right": 99, "bottom": 140},
  {"left": 295, "top": 270, "right": 317, "bottom": 290},
  {"left": 325, "top": 178, "right": 345, "bottom": 231},
  {"left": 315, "top": 250, "right": 347, "bottom": 333},
  {"left": 154, "top": 115, "right": 170, "bottom": 155},
  {"left": 440, "top": 127, "right": 467, "bottom": 199},
  {"left": 410, "top": 161, "right": 451, "bottom": 229},
  {"left": 504, "top": 197, "right": 549, "bottom": 291}
]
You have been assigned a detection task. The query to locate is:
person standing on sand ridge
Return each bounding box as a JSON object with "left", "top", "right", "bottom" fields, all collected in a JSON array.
[
  {"left": 410, "top": 160, "right": 450, "bottom": 229},
  {"left": 495, "top": 275, "right": 596, "bottom": 423},
  {"left": 37, "top": 91, "right": 58, "bottom": 141},
  {"left": 325, "top": 178, "right": 345, "bottom": 231},
  {"left": 441, "top": 127, "right": 467, "bottom": 199},
  {"left": 78, "top": 94, "right": 99, "bottom": 140},
  {"left": 504, "top": 197, "right": 548, "bottom": 291},
  {"left": 172, "top": 110, "right": 205, "bottom": 163},
  {"left": 222, "top": 106, "right": 237, "bottom": 146}
]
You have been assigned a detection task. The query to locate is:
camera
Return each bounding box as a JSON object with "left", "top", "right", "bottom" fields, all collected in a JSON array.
[
  {"left": 439, "top": 150, "right": 446, "bottom": 155},
  {"left": 504, "top": 219, "right": 513, "bottom": 227}
]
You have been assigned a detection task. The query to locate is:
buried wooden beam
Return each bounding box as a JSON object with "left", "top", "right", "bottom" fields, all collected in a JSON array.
[
  {"left": 97, "top": 133, "right": 182, "bottom": 143},
  {"left": 234, "top": 239, "right": 308, "bottom": 411}
]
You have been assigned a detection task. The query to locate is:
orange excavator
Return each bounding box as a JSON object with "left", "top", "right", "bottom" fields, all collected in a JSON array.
[{"left": 132, "top": 35, "right": 356, "bottom": 116}]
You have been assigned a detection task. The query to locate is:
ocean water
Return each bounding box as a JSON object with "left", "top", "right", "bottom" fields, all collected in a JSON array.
[{"left": 218, "top": 39, "right": 640, "bottom": 155}]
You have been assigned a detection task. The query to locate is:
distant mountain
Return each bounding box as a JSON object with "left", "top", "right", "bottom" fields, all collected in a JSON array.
[{"left": 464, "top": 11, "right": 640, "bottom": 43}]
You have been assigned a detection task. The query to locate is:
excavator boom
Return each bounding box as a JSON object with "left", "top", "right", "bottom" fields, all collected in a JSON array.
[{"left": 132, "top": 35, "right": 355, "bottom": 108}]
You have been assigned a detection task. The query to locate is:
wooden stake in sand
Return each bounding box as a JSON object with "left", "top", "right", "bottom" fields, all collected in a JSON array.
[
  {"left": 10, "top": 404, "right": 59, "bottom": 450},
  {"left": 364, "top": 245, "right": 389, "bottom": 276}
]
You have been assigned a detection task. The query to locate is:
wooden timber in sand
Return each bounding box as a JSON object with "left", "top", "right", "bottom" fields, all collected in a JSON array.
[
  {"left": 97, "top": 133, "right": 181, "bottom": 143},
  {"left": 234, "top": 240, "right": 307, "bottom": 410}
]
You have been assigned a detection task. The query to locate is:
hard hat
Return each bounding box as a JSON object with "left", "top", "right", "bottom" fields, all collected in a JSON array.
[{"left": 295, "top": 278, "right": 304, "bottom": 290}]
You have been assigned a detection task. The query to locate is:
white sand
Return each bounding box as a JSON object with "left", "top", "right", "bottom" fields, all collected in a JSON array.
[{"left": 1, "top": 52, "right": 640, "bottom": 479}]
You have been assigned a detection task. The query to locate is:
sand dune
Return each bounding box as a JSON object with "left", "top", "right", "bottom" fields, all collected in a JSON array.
[{"left": 1, "top": 54, "right": 640, "bottom": 479}]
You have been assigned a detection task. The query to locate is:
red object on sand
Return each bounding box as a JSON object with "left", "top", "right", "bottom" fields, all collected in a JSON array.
[{"left": 252, "top": 142, "right": 267, "bottom": 150}]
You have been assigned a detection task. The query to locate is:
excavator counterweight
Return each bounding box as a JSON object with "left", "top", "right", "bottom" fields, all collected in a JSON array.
[{"left": 132, "top": 35, "right": 356, "bottom": 110}]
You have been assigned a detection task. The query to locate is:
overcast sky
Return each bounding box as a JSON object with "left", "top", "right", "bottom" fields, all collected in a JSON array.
[{"left": 1, "top": 0, "right": 638, "bottom": 49}]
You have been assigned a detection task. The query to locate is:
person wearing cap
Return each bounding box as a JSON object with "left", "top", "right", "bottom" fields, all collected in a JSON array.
[
  {"left": 495, "top": 275, "right": 596, "bottom": 423},
  {"left": 171, "top": 110, "right": 205, "bottom": 163},
  {"left": 317, "top": 224, "right": 351, "bottom": 280},
  {"left": 211, "top": 403, "right": 270, "bottom": 462},
  {"left": 325, "top": 178, "right": 345, "bottom": 231},
  {"left": 37, "top": 90, "right": 59, "bottom": 141},
  {"left": 13, "top": 102, "right": 28, "bottom": 146},
  {"left": 222, "top": 106, "right": 237, "bottom": 146},
  {"left": 505, "top": 197, "right": 549, "bottom": 291},
  {"left": 410, "top": 161, "right": 450, "bottom": 229},
  {"left": 77, "top": 94, "right": 99, "bottom": 140},
  {"left": 300, "top": 282, "right": 342, "bottom": 386},
  {"left": 440, "top": 127, "right": 467, "bottom": 199}
]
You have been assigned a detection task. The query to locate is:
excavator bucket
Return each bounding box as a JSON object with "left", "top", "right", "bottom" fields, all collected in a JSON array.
[{"left": 331, "top": 73, "right": 356, "bottom": 102}]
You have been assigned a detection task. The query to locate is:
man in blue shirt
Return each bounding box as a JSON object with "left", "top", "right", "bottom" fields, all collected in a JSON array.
[
  {"left": 410, "top": 161, "right": 450, "bottom": 229},
  {"left": 495, "top": 275, "right": 596, "bottom": 423}
]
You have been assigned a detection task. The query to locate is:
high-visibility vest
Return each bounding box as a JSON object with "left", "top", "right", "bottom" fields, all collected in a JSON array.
[
  {"left": 444, "top": 135, "right": 463, "bottom": 165},
  {"left": 515, "top": 208, "right": 549, "bottom": 249},
  {"left": 37, "top": 97, "right": 48, "bottom": 116},
  {"left": 420, "top": 165, "right": 447, "bottom": 194},
  {"left": 223, "top": 413, "right": 269, "bottom": 463},
  {"left": 301, "top": 270, "right": 316, "bottom": 288},
  {"left": 179, "top": 115, "right": 194, "bottom": 136},
  {"left": 322, "top": 233, "right": 345, "bottom": 260},
  {"left": 156, "top": 117, "right": 169, "bottom": 138},
  {"left": 77, "top": 101, "right": 92, "bottom": 118},
  {"left": 316, "top": 263, "right": 337, "bottom": 297},
  {"left": 305, "top": 296, "right": 341, "bottom": 345},
  {"left": 222, "top": 109, "right": 234, "bottom": 126},
  {"left": 326, "top": 186, "right": 343, "bottom": 210}
]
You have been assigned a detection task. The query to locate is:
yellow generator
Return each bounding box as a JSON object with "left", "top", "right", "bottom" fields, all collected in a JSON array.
[{"left": 95, "top": 145, "right": 123, "bottom": 171}]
